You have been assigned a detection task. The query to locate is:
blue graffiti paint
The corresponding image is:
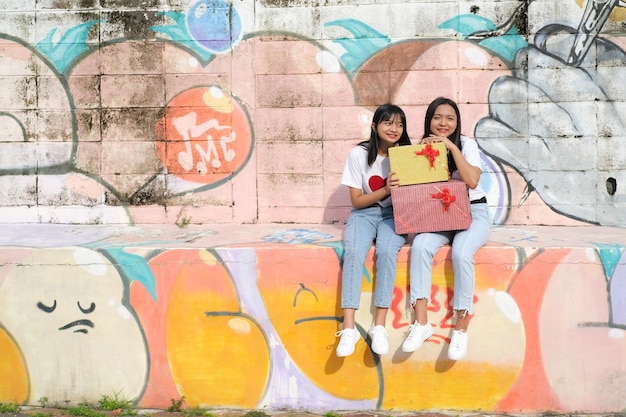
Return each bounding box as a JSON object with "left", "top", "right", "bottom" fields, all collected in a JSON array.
[
  {"left": 478, "top": 27, "right": 528, "bottom": 61},
  {"left": 188, "top": 0, "right": 242, "bottom": 52},
  {"left": 478, "top": 153, "right": 509, "bottom": 225},
  {"left": 440, "top": 14, "right": 496, "bottom": 36},
  {"left": 594, "top": 242, "right": 625, "bottom": 279},
  {"left": 103, "top": 248, "right": 158, "bottom": 300},
  {"left": 439, "top": 14, "right": 527, "bottom": 62},
  {"left": 261, "top": 229, "right": 334, "bottom": 244},
  {"left": 151, "top": 0, "right": 241, "bottom": 58},
  {"left": 321, "top": 241, "right": 344, "bottom": 260},
  {"left": 150, "top": 11, "right": 213, "bottom": 61},
  {"left": 319, "top": 241, "right": 373, "bottom": 284},
  {"left": 36, "top": 21, "right": 98, "bottom": 73},
  {"left": 595, "top": 243, "right": 626, "bottom": 328},
  {"left": 325, "top": 19, "right": 390, "bottom": 74}
]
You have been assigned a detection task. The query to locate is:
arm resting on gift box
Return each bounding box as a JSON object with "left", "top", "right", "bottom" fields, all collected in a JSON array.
[
  {"left": 448, "top": 145, "right": 481, "bottom": 189},
  {"left": 423, "top": 136, "right": 481, "bottom": 189},
  {"left": 349, "top": 172, "right": 401, "bottom": 209}
]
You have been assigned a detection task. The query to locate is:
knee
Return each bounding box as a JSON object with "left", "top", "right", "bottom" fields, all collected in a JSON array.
[
  {"left": 411, "top": 241, "right": 436, "bottom": 258},
  {"left": 375, "top": 244, "right": 399, "bottom": 260},
  {"left": 451, "top": 247, "right": 474, "bottom": 265},
  {"left": 376, "top": 237, "right": 404, "bottom": 259}
]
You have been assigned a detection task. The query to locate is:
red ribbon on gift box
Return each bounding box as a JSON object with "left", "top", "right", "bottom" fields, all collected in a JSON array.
[
  {"left": 430, "top": 187, "right": 456, "bottom": 211},
  {"left": 414, "top": 144, "right": 450, "bottom": 177},
  {"left": 414, "top": 144, "right": 439, "bottom": 168}
]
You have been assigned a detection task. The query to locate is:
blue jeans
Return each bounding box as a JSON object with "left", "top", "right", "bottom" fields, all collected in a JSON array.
[
  {"left": 341, "top": 205, "right": 407, "bottom": 309},
  {"left": 409, "top": 203, "right": 492, "bottom": 314}
]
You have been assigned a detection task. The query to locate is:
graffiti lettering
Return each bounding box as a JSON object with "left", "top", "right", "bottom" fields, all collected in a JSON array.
[{"left": 171, "top": 112, "right": 236, "bottom": 174}]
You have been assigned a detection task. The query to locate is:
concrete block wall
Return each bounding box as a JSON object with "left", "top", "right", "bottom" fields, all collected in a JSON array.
[{"left": 0, "top": 1, "right": 623, "bottom": 227}]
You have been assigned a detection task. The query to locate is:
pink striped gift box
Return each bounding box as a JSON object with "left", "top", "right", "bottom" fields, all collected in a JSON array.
[{"left": 391, "top": 179, "right": 471, "bottom": 234}]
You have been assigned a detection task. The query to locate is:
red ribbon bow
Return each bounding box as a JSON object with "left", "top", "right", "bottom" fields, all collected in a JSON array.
[
  {"left": 414, "top": 144, "right": 440, "bottom": 168},
  {"left": 430, "top": 188, "right": 456, "bottom": 211}
]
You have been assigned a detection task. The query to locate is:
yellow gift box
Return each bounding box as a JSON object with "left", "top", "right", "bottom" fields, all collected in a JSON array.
[{"left": 389, "top": 142, "right": 450, "bottom": 186}]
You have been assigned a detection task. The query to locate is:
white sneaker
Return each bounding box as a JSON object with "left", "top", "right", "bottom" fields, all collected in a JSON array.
[
  {"left": 448, "top": 329, "right": 468, "bottom": 360},
  {"left": 401, "top": 321, "right": 434, "bottom": 352},
  {"left": 335, "top": 327, "right": 360, "bottom": 357},
  {"left": 368, "top": 325, "right": 389, "bottom": 355}
]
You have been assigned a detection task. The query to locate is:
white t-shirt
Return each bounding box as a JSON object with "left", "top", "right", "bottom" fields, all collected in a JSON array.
[
  {"left": 451, "top": 135, "right": 487, "bottom": 202},
  {"left": 341, "top": 145, "right": 393, "bottom": 208}
]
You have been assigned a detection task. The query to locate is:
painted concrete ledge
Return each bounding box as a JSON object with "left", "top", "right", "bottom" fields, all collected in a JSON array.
[
  {"left": 0, "top": 224, "right": 624, "bottom": 414},
  {"left": 1, "top": 223, "right": 626, "bottom": 248}
]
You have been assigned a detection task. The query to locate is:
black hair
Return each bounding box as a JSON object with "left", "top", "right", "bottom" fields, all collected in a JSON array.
[
  {"left": 358, "top": 103, "right": 412, "bottom": 166},
  {"left": 422, "top": 97, "right": 462, "bottom": 173}
]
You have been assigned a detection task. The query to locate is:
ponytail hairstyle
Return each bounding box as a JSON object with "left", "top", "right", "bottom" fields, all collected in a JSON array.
[
  {"left": 358, "top": 103, "right": 412, "bottom": 166},
  {"left": 422, "top": 97, "right": 462, "bottom": 173}
]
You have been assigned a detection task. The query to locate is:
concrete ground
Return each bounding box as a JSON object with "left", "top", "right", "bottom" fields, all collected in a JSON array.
[
  {"left": 5, "top": 407, "right": 625, "bottom": 417},
  {"left": 9, "top": 407, "right": 626, "bottom": 417}
]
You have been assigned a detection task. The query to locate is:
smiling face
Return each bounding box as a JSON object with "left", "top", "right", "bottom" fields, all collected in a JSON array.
[
  {"left": 374, "top": 113, "right": 404, "bottom": 152},
  {"left": 430, "top": 103, "right": 458, "bottom": 138}
]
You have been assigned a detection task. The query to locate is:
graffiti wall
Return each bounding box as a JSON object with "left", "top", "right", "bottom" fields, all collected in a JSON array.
[
  {"left": 0, "top": 224, "right": 625, "bottom": 413},
  {"left": 0, "top": 0, "right": 625, "bottom": 414},
  {"left": 0, "top": 0, "right": 623, "bottom": 227}
]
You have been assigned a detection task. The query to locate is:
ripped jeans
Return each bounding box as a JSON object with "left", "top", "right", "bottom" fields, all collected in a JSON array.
[{"left": 408, "top": 202, "right": 491, "bottom": 314}]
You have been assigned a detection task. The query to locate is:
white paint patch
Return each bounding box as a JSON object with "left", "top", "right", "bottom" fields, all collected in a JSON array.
[
  {"left": 208, "top": 85, "right": 225, "bottom": 100},
  {"left": 194, "top": 3, "right": 206, "bottom": 19},
  {"left": 188, "top": 57, "right": 199, "bottom": 68},
  {"left": 609, "top": 328, "right": 624, "bottom": 339},
  {"left": 269, "top": 331, "right": 279, "bottom": 348},
  {"left": 316, "top": 50, "right": 341, "bottom": 73},
  {"left": 117, "top": 305, "right": 132, "bottom": 320},
  {"left": 584, "top": 247, "right": 597, "bottom": 261},
  {"left": 228, "top": 317, "right": 252, "bottom": 334},
  {"left": 359, "top": 110, "right": 373, "bottom": 139},
  {"left": 495, "top": 290, "right": 521, "bottom": 323},
  {"left": 73, "top": 247, "right": 108, "bottom": 276},
  {"left": 288, "top": 375, "right": 298, "bottom": 398},
  {"left": 463, "top": 46, "right": 488, "bottom": 67}
]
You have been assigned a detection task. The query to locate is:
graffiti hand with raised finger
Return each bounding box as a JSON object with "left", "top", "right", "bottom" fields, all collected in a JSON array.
[{"left": 475, "top": 24, "right": 626, "bottom": 226}]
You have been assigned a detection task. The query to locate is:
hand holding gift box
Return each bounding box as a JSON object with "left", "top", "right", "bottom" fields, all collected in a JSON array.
[
  {"left": 391, "top": 179, "right": 471, "bottom": 234},
  {"left": 389, "top": 142, "right": 450, "bottom": 186}
]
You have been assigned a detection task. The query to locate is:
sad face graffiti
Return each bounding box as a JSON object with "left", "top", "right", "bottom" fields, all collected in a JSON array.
[{"left": 0, "top": 247, "right": 148, "bottom": 405}]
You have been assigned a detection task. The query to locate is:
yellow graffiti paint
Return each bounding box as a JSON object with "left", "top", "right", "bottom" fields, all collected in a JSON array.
[
  {"left": 0, "top": 329, "right": 28, "bottom": 402},
  {"left": 167, "top": 249, "right": 269, "bottom": 408}
]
